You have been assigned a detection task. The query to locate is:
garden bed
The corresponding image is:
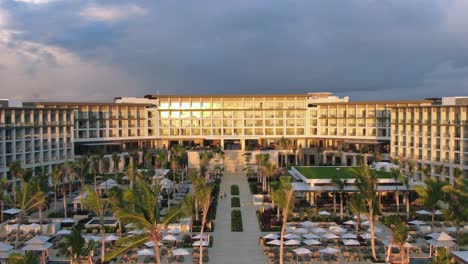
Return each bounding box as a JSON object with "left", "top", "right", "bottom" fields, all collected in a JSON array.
[
  {"left": 231, "top": 197, "right": 240, "bottom": 208},
  {"left": 231, "top": 210, "right": 243, "bottom": 232},
  {"left": 231, "top": 185, "right": 239, "bottom": 195}
]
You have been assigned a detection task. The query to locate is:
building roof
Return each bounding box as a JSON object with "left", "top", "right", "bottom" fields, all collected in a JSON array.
[{"left": 294, "top": 166, "right": 392, "bottom": 179}]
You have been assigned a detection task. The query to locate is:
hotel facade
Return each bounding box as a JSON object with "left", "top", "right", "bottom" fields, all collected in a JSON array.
[{"left": 0, "top": 93, "right": 467, "bottom": 182}]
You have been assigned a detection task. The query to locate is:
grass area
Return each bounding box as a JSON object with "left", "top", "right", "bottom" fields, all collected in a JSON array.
[
  {"left": 231, "top": 185, "right": 239, "bottom": 195},
  {"left": 231, "top": 210, "right": 243, "bottom": 232},
  {"left": 295, "top": 166, "right": 392, "bottom": 179},
  {"left": 231, "top": 197, "right": 240, "bottom": 208}
]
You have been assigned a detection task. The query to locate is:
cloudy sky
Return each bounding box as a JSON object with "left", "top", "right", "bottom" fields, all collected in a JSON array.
[{"left": 0, "top": 0, "right": 467, "bottom": 102}]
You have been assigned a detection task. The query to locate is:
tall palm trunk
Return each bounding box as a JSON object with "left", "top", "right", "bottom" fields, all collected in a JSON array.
[
  {"left": 199, "top": 202, "right": 210, "bottom": 264},
  {"left": 333, "top": 188, "right": 337, "bottom": 215},
  {"left": 339, "top": 194, "right": 344, "bottom": 220},
  {"left": 395, "top": 187, "right": 400, "bottom": 214},
  {"left": 0, "top": 200, "right": 4, "bottom": 222},
  {"left": 369, "top": 208, "right": 377, "bottom": 260},
  {"left": 100, "top": 226, "right": 106, "bottom": 264},
  {"left": 39, "top": 208, "right": 43, "bottom": 234},
  {"left": 405, "top": 192, "right": 410, "bottom": 221},
  {"left": 15, "top": 211, "right": 24, "bottom": 248},
  {"left": 54, "top": 184, "right": 58, "bottom": 212},
  {"left": 63, "top": 188, "right": 68, "bottom": 218},
  {"left": 279, "top": 188, "right": 294, "bottom": 264},
  {"left": 153, "top": 236, "right": 162, "bottom": 264}
]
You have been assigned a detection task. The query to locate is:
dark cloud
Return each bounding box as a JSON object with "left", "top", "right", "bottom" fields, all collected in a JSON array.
[{"left": 0, "top": 0, "right": 467, "bottom": 101}]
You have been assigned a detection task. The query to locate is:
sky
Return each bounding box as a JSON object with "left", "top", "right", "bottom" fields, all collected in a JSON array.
[{"left": 0, "top": 0, "right": 467, "bottom": 102}]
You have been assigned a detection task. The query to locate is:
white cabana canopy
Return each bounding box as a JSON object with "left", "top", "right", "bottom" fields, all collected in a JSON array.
[
  {"left": 303, "top": 239, "right": 321, "bottom": 246},
  {"left": 56, "top": 230, "right": 72, "bottom": 235},
  {"left": 342, "top": 233, "right": 357, "bottom": 239},
  {"left": 192, "top": 240, "right": 209, "bottom": 247},
  {"left": 263, "top": 234, "right": 280, "bottom": 240},
  {"left": 293, "top": 247, "right": 312, "bottom": 255},
  {"left": 26, "top": 236, "right": 50, "bottom": 245},
  {"left": 284, "top": 234, "right": 300, "bottom": 240},
  {"left": 312, "top": 227, "right": 327, "bottom": 234},
  {"left": 294, "top": 228, "right": 308, "bottom": 234},
  {"left": 128, "top": 229, "right": 145, "bottom": 235},
  {"left": 2, "top": 208, "right": 20, "bottom": 215},
  {"left": 343, "top": 220, "right": 357, "bottom": 225},
  {"left": 61, "top": 218, "right": 76, "bottom": 224},
  {"left": 0, "top": 242, "right": 13, "bottom": 252},
  {"left": 162, "top": 234, "right": 177, "bottom": 241},
  {"left": 319, "top": 247, "right": 340, "bottom": 255},
  {"left": 284, "top": 239, "right": 300, "bottom": 246},
  {"left": 321, "top": 233, "right": 340, "bottom": 240},
  {"left": 330, "top": 226, "right": 347, "bottom": 234},
  {"left": 408, "top": 220, "right": 426, "bottom": 225},
  {"left": 98, "top": 179, "right": 118, "bottom": 190},
  {"left": 427, "top": 239, "right": 456, "bottom": 247},
  {"left": 166, "top": 228, "right": 181, "bottom": 234},
  {"left": 192, "top": 234, "right": 209, "bottom": 240},
  {"left": 428, "top": 232, "right": 455, "bottom": 241},
  {"left": 299, "top": 221, "right": 317, "bottom": 227},
  {"left": 137, "top": 249, "right": 155, "bottom": 256},
  {"left": 172, "top": 248, "right": 190, "bottom": 256},
  {"left": 416, "top": 210, "right": 431, "bottom": 215},
  {"left": 144, "top": 241, "right": 163, "bottom": 247},
  {"left": 360, "top": 233, "right": 372, "bottom": 240},
  {"left": 266, "top": 239, "right": 281, "bottom": 246},
  {"left": 84, "top": 235, "right": 101, "bottom": 242},
  {"left": 361, "top": 220, "right": 370, "bottom": 226},
  {"left": 383, "top": 240, "right": 413, "bottom": 248},
  {"left": 435, "top": 210, "right": 443, "bottom": 215},
  {"left": 318, "top": 210, "right": 331, "bottom": 216},
  {"left": 343, "top": 239, "right": 360, "bottom": 246},
  {"left": 303, "top": 233, "right": 320, "bottom": 239},
  {"left": 451, "top": 251, "right": 468, "bottom": 264},
  {"left": 105, "top": 235, "right": 120, "bottom": 241},
  {"left": 22, "top": 242, "right": 53, "bottom": 251}
]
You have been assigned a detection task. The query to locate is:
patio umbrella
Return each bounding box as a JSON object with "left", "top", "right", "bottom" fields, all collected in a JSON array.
[
  {"left": 434, "top": 210, "right": 443, "bottom": 215},
  {"left": 318, "top": 211, "right": 331, "bottom": 216},
  {"left": 172, "top": 248, "right": 190, "bottom": 256},
  {"left": 300, "top": 221, "right": 317, "bottom": 227},
  {"left": 343, "top": 220, "right": 357, "bottom": 225},
  {"left": 321, "top": 233, "right": 339, "bottom": 240},
  {"left": 144, "top": 241, "right": 163, "bottom": 247},
  {"left": 361, "top": 221, "right": 370, "bottom": 226},
  {"left": 105, "top": 235, "right": 120, "bottom": 242},
  {"left": 192, "top": 240, "right": 209, "bottom": 247},
  {"left": 284, "top": 239, "right": 300, "bottom": 246},
  {"left": 341, "top": 233, "right": 356, "bottom": 239},
  {"left": 303, "top": 239, "right": 321, "bottom": 246},
  {"left": 56, "top": 229, "right": 72, "bottom": 235},
  {"left": 343, "top": 239, "right": 360, "bottom": 246},
  {"left": 312, "top": 227, "right": 327, "bottom": 234},
  {"left": 61, "top": 218, "right": 76, "bottom": 224},
  {"left": 445, "top": 227, "right": 457, "bottom": 233},
  {"left": 193, "top": 234, "right": 209, "bottom": 240},
  {"left": 0, "top": 242, "right": 14, "bottom": 252},
  {"left": 416, "top": 210, "right": 431, "bottom": 215},
  {"left": 284, "top": 233, "right": 300, "bottom": 240},
  {"left": 162, "top": 234, "right": 177, "bottom": 241},
  {"left": 263, "top": 234, "right": 280, "bottom": 240},
  {"left": 353, "top": 214, "right": 368, "bottom": 220},
  {"left": 330, "top": 226, "right": 347, "bottom": 234},
  {"left": 137, "top": 249, "right": 155, "bottom": 256},
  {"left": 427, "top": 239, "right": 456, "bottom": 247},
  {"left": 294, "top": 228, "right": 308, "bottom": 234},
  {"left": 2, "top": 208, "right": 20, "bottom": 215},
  {"left": 408, "top": 220, "right": 426, "bottom": 225},
  {"left": 428, "top": 232, "right": 455, "bottom": 241},
  {"left": 360, "top": 233, "right": 372, "bottom": 240},
  {"left": 266, "top": 239, "right": 281, "bottom": 246},
  {"left": 319, "top": 247, "right": 340, "bottom": 255},
  {"left": 303, "top": 233, "right": 320, "bottom": 239},
  {"left": 293, "top": 247, "right": 312, "bottom": 255},
  {"left": 26, "top": 236, "right": 50, "bottom": 244},
  {"left": 129, "top": 229, "right": 145, "bottom": 235},
  {"left": 22, "top": 242, "right": 53, "bottom": 251}
]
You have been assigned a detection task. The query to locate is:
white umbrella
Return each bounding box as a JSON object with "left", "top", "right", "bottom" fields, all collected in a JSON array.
[
  {"left": 144, "top": 241, "right": 163, "bottom": 247},
  {"left": 0, "top": 242, "right": 14, "bottom": 252},
  {"left": 263, "top": 234, "right": 280, "bottom": 240},
  {"left": 284, "top": 239, "right": 300, "bottom": 246},
  {"left": 303, "top": 233, "right": 320, "bottom": 239},
  {"left": 303, "top": 239, "right": 321, "bottom": 246},
  {"left": 360, "top": 233, "right": 372, "bottom": 240},
  {"left": 56, "top": 230, "right": 72, "bottom": 235},
  {"left": 341, "top": 233, "right": 357, "bottom": 239},
  {"left": 408, "top": 220, "right": 426, "bottom": 225},
  {"left": 284, "top": 233, "right": 300, "bottom": 240},
  {"left": 361, "top": 220, "right": 370, "bottom": 226},
  {"left": 2, "top": 208, "right": 20, "bottom": 215},
  {"left": 416, "top": 210, "right": 431, "bottom": 215},
  {"left": 319, "top": 211, "right": 331, "bottom": 216},
  {"left": 319, "top": 247, "right": 340, "bottom": 255},
  {"left": 293, "top": 247, "right": 312, "bottom": 255},
  {"left": 428, "top": 232, "right": 455, "bottom": 241},
  {"left": 162, "top": 234, "right": 177, "bottom": 241},
  {"left": 22, "top": 242, "right": 53, "bottom": 251},
  {"left": 137, "top": 249, "right": 155, "bottom": 256},
  {"left": 330, "top": 226, "right": 347, "bottom": 233},
  {"left": 353, "top": 214, "right": 368, "bottom": 220},
  {"left": 192, "top": 240, "right": 209, "bottom": 247},
  {"left": 434, "top": 210, "right": 443, "bottom": 215},
  {"left": 172, "top": 248, "right": 190, "bottom": 256},
  {"left": 266, "top": 239, "right": 281, "bottom": 246},
  {"left": 343, "top": 220, "right": 357, "bottom": 225},
  {"left": 129, "top": 229, "right": 145, "bottom": 235},
  {"left": 61, "top": 218, "right": 76, "bottom": 224},
  {"left": 322, "top": 233, "right": 339, "bottom": 240},
  {"left": 105, "top": 235, "right": 120, "bottom": 242},
  {"left": 300, "top": 221, "right": 317, "bottom": 227},
  {"left": 192, "top": 234, "right": 209, "bottom": 240},
  {"left": 294, "top": 228, "right": 308, "bottom": 234},
  {"left": 26, "top": 236, "right": 50, "bottom": 244},
  {"left": 343, "top": 239, "right": 360, "bottom": 246},
  {"left": 312, "top": 227, "right": 327, "bottom": 234}
]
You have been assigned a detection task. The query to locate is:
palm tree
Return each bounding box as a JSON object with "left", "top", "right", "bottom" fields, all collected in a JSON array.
[
  {"left": 51, "top": 167, "right": 62, "bottom": 213},
  {"left": 196, "top": 182, "right": 214, "bottom": 264},
  {"left": 107, "top": 182, "right": 190, "bottom": 264},
  {"left": 0, "top": 177, "right": 11, "bottom": 222},
  {"left": 331, "top": 176, "right": 347, "bottom": 220},
  {"left": 390, "top": 221, "right": 409, "bottom": 264},
  {"left": 124, "top": 163, "right": 137, "bottom": 190},
  {"left": 441, "top": 176, "right": 468, "bottom": 241},
  {"left": 74, "top": 156, "right": 90, "bottom": 192},
  {"left": 262, "top": 162, "right": 277, "bottom": 193},
  {"left": 129, "top": 149, "right": 140, "bottom": 168},
  {"left": 354, "top": 165, "right": 379, "bottom": 260},
  {"left": 189, "top": 171, "right": 204, "bottom": 221},
  {"left": 8, "top": 252, "right": 40, "bottom": 264},
  {"left": 390, "top": 168, "right": 401, "bottom": 214},
  {"left": 348, "top": 194, "right": 366, "bottom": 237},
  {"left": 430, "top": 248, "right": 454, "bottom": 264},
  {"left": 414, "top": 179, "right": 448, "bottom": 224},
  {"left": 64, "top": 161, "right": 75, "bottom": 199},
  {"left": 30, "top": 176, "right": 48, "bottom": 234},
  {"left": 199, "top": 150, "right": 213, "bottom": 181},
  {"left": 276, "top": 177, "right": 294, "bottom": 264},
  {"left": 60, "top": 226, "right": 96, "bottom": 264},
  {"left": 9, "top": 160, "right": 23, "bottom": 204},
  {"left": 172, "top": 145, "right": 187, "bottom": 182},
  {"left": 399, "top": 174, "right": 411, "bottom": 221},
  {"left": 422, "top": 165, "right": 431, "bottom": 179},
  {"left": 111, "top": 153, "right": 121, "bottom": 181},
  {"left": 14, "top": 182, "right": 46, "bottom": 248},
  {"left": 155, "top": 149, "right": 168, "bottom": 180},
  {"left": 83, "top": 187, "right": 109, "bottom": 264},
  {"left": 90, "top": 154, "right": 101, "bottom": 192},
  {"left": 331, "top": 174, "right": 339, "bottom": 215}
]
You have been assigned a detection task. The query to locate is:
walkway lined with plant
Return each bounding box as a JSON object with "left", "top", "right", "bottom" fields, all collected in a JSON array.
[{"left": 210, "top": 172, "right": 267, "bottom": 264}]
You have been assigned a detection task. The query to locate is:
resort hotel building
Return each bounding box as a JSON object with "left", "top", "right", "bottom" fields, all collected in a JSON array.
[{"left": 0, "top": 93, "right": 467, "bottom": 185}]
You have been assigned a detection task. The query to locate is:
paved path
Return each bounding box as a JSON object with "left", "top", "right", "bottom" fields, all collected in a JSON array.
[{"left": 210, "top": 173, "right": 267, "bottom": 264}]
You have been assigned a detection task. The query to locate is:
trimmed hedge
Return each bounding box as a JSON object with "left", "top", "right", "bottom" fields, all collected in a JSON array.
[
  {"left": 231, "top": 210, "right": 243, "bottom": 232},
  {"left": 231, "top": 197, "right": 240, "bottom": 208},
  {"left": 231, "top": 185, "right": 239, "bottom": 195}
]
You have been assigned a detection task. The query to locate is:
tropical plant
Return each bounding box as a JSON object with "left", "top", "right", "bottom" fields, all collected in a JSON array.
[
  {"left": 441, "top": 176, "right": 468, "bottom": 241},
  {"left": 414, "top": 179, "right": 448, "bottom": 224},
  {"left": 331, "top": 176, "right": 347, "bottom": 220},
  {"left": 422, "top": 165, "right": 431, "bottom": 179},
  {"left": 199, "top": 150, "right": 213, "bottom": 181},
  {"left": 0, "top": 177, "right": 11, "bottom": 222},
  {"left": 390, "top": 168, "right": 401, "bottom": 214},
  {"left": 390, "top": 221, "right": 409, "bottom": 264},
  {"left": 348, "top": 194, "right": 366, "bottom": 237},
  {"left": 196, "top": 182, "right": 214, "bottom": 264},
  {"left": 51, "top": 167, "right": 63, "bottom": 213},
  {"left": 8, "top": 252, "right": 40, "bottom": 264},
  {"left": 14, "top": 182, "right": 46, "bottom": 247},
  {"left": 107, "top": 182, "right": 190, "bottom": 264},
  {"left": 430, "top": 248, "right": 453, "bottom": 264},
  {"left": 9, "top": 160, "right": 23, "bottom": 204},
  {"left": 90, "top": 154, "right": 102, "bottom": 192},
  {"left": 60, "top": 226, "right": 96, "bottom": 264},
  {"left": 82, "top": 187, "right": 109, "bottom": 264},
  {"left": 262, "top": 162, "right": 277, "bottom": 193},
  {"left": 354, "top": 165, "right": 379, "bottom": 260},
  {"left": 111, "top": 153, "right": 121, "bottom": 181},
  {"left": 276, "top": 177, "right": 295, "bottom": 264},
  {"left": 74, "top": 156, "right": 90, "bottom": 192},
  {"left": 124, "top": 162, "right": 137, "bottom": 190},
  {"left": 399, "top": 174, "right": 411, "bottom": 221}
]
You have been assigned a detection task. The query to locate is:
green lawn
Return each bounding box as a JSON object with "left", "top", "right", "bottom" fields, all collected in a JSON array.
[{"left": 295, "top": 166, "right": 392, "bottom": 179}]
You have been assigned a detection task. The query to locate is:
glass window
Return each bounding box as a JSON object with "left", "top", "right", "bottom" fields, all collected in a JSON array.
[
  {"left": 203, "top": 111, "right": 211, "bottom": 118},
  {"left": 202, "top": 120, "right": 211, "bottom": 127},
  {"left": 286, "top": 128, "right": 294, "bottom": 135},
  {"left": 170, "top": 111, "right": 180, "bottom": 118},
  {"left": 160, "top": 111, "right": 169, "bottom": 119},
  {"left": 276, "top": 128, "right": 284, "bottom": 135},
  {"left": 191, "top": 120, "right": 200, "bottom": 127},
  {"left": 192, "top": 111, "right": 201, "bottom": 118},
  {"left": 244, "top": 128, "right": 253, "bottom": 135},
  {"left": 255, "top": 120, "right": 263, "bottom": 126},
  {"left": 202, "top": 128, "right": 211, "bottom": 135},
  {"left": 245, "top": 120, "right": 253, "bottom": 127},
  {"left": 213, "top": 111, "right": 222, "bottom": 118},
  {"left": 181, "top": 111, "right": 190, "bottom": 118},
  {"left": 265, "top": 128, "right": 274, "bottom": 135},
  {"left": 255, "top": 128, "right": 263, "bottom": 135}
]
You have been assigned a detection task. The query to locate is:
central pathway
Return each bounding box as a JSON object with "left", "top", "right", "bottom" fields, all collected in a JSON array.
[{"left": 210, "top": 173, "right": 267, "bottom": 264}]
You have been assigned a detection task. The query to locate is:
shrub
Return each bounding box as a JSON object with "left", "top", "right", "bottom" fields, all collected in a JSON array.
[
  {"left": 249, "top": 182, "right": 258, "bottom": 194},
  {"left": 231, "top": 210, "right": 243, "bottom": 232},
  {"left": 231, "top": 197, "right": 240, "bottom": 208},
  {"left": 231, "top": 185, "right": 239, "bottom": 195}
]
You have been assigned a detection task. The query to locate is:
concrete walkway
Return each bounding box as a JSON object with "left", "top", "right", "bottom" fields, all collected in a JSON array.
[{"left": 210, "top": 173, "right": 267, "bottom": 264}]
